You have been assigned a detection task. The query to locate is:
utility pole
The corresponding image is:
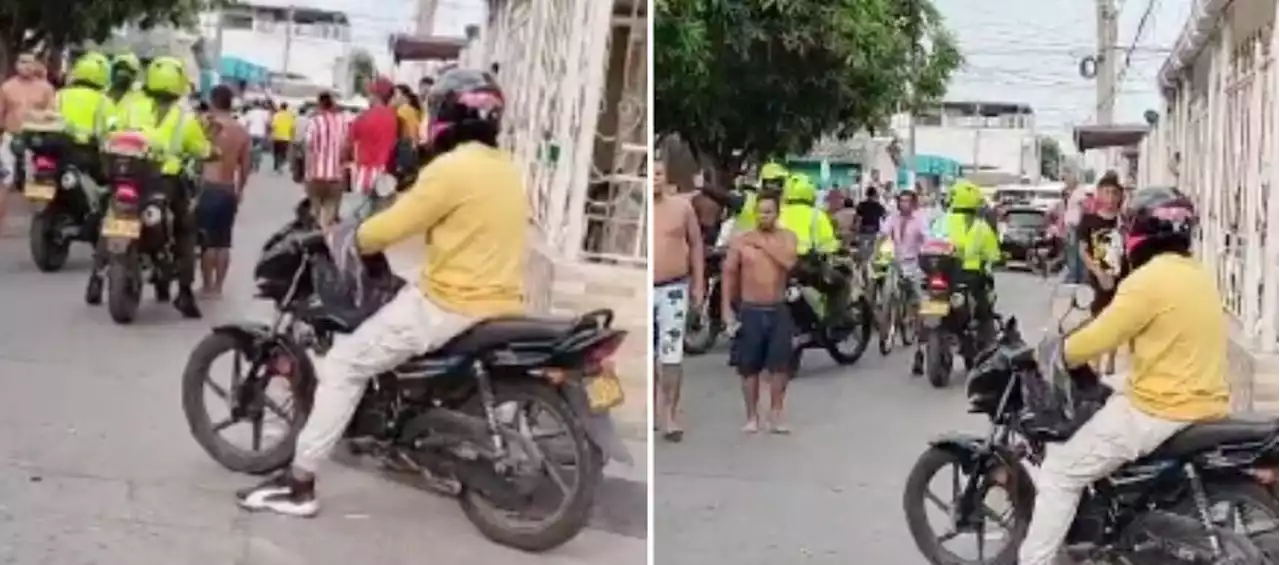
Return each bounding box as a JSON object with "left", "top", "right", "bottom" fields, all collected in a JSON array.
[
  {"left": 1095, "top": 0, "right": 1119, "bottom": 169},
  {"left": 904, "top": 0, "right": 920, "bottom": 191},
  {"left": 282, "top": 5, "right": 296, "bottom": 76}
]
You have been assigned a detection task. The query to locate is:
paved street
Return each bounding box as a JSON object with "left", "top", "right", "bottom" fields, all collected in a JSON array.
[
  {"left": 0, "top": 173, "right": 646, "bottom": 565},
  {"left": 654, "top": 271, "right": 1066, "bottom": 565}
]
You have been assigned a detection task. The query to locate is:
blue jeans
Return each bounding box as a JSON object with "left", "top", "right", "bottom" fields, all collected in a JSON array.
[{"left": 1064, "top": 229, "right": 1085, "bottom": 284}]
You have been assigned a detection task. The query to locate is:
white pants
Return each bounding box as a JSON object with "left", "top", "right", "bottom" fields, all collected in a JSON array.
[
  {"left": 293, "top": 286, "right": 477, "bottom": 473},
  {"left": 1018, "top": 394, "right": 1189, "bottom": 565}
]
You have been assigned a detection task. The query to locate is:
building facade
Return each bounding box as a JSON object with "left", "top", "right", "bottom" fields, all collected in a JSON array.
[
  {"left": 893, "top": 101, "right": 1042, "bottom": 182},
  {"left": 198, "top": 2, "right": 354, "bottom": 91},
  {"left": 1137, "top": 0, "right": 1277, "bottom": 411}
]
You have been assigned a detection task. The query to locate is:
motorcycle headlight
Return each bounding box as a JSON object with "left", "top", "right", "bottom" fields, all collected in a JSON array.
[
  {"left": 59, "top": 171, "right": 78, "bottom": 189},
  {"left": 785, "top": 286, "right": 802, "bottom": 302},
  {"left": 141, "top": 204, "right": 165, "bottom": 227},
  {"left": 950, "top": 293, "right": 967, "bottom": 308}
]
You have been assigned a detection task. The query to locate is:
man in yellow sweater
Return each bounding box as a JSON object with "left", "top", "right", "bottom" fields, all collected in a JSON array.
[
  {"left": 236, "top": 69, "right": 524, "bottom": 517},
  {"left": 1019, "top": 186, "right": 1231, "bottom": 565}
]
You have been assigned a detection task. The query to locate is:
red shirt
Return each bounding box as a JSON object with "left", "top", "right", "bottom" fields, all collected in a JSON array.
[{"left": 347, "top": 105, "right": 399, "bottom": 171}]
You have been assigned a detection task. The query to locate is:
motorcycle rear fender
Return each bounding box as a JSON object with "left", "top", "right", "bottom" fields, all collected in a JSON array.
[{"left": 561, "top": 381, "right": 634, "bottom": 466}]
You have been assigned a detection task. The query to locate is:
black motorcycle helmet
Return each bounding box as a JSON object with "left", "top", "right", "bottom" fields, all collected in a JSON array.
[
  {"left": 423, "top": 68, "right": 504, "bottom": 158},
  {"left": 1122, "top": 186, "right": 1197, "bottom": 269}
]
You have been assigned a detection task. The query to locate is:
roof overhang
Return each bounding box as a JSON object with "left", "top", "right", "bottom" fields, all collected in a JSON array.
[
  {"left": 389, "top": 34, "right": 467, "bottom": 62},
  {"left": 1073, "top": 124, "right": 1150, "bottom": 152}
]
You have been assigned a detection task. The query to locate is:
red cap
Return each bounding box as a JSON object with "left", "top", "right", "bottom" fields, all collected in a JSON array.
[{"left": 368, "top": 77, "right": 395, "bottom": 99}]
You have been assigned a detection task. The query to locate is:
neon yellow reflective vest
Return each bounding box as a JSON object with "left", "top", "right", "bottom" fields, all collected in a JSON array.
[
  {"left": 733, "top": 190, "right": 758, "bottom": 232},
  {"left": 55, "top": 86, "right": 114, "bottom": 144},
  {"left": 779, "top": 203, "right": 838, "bottom": 255},
  {"left": 118, "top": 95, "right": 211, "bottom": 175},
  {"left": 108, "top": 86, "right": 147, "bottom": 130},
  {"left": 939, "top": 212, "right": 1001, "bottom": 271}
]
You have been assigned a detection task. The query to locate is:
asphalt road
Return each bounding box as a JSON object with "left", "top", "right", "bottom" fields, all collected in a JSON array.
[
  {"left": 654, "top": 270, "right": 1070, "bottom": 565},
  {"left": 0, "top": 171, "right": 646, "bottom": 565}
]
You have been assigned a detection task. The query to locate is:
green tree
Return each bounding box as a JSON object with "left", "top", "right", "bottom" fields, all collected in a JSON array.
[
  {"left": 1039, "top": 136, "right": 1063, "bottom": 180},
  {"left": 349, "top": 49, "right": 375, "bottom": 95},
  {"left": 0, "top": 0, "right": 218, "bottom": 74},
  {"left": 655, "top": 0, "right": 963, "bottom": 177}
]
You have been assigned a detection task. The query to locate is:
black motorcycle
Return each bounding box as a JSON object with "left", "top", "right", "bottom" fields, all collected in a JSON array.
[
  {"left": 785, "top": 252, "right": 873, "bottom": 373},
  {"left": 902, "top": 314, "right": 1278, "bottom": 565},
  {"left": 97, "top": 131, "right": 178, "bottom": 324},
  {"left": 684, "top": 247, "right": 725, "bottom": 355},
  {"left": 915, "top": 240, "right": 990, "bottom": 388},
  {"left": 1028, "top": 234, "right": 1065, "bottom": 278},
  {"left": 16, "top": 127, "right": 102, "bottom": 272},
  {"left": 182, "top": 216, "right": 633, "bottom": 552}
]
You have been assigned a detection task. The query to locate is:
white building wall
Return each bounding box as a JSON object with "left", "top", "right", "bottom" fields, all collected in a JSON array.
[
  {"left": 892, "top": 112, "right": 1039, "bottom": 180},
  {"left": 198, "top": 12, "right": 352, "bottom": 90},
  {"left": 1141, "top": 0, "right": 1277, "bottom": 411}
]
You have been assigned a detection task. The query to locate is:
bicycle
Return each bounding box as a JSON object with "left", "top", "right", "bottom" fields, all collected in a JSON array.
[{"left": 871, "top": 241, "right": 920, "bottom": 355}]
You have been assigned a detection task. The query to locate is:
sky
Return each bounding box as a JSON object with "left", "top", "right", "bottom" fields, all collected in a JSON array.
[{"left": 932, "top": 0, "right": 1192, "bottom": 151}]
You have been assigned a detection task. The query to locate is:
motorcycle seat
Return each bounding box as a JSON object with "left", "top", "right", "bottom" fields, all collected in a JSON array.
[
  {"left": 1148, "top": 415, "right": 1278, "bottom": 458},
  {"left": 434, "top": 315, "right": 580, "bottom": 357}
]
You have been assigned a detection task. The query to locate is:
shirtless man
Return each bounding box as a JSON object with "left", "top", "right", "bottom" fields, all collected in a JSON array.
[
  {"left": 0, "top": 53, "right": 55, "bottom": 236},
  {"left": 653, "top": 160, "right": 704, "bottom": 442},
  {"left": 195, "top": 85, "right": 251, "bottom": 298},
  {"left": 722, "top": 194, "right": 798, "bottom": 433}
]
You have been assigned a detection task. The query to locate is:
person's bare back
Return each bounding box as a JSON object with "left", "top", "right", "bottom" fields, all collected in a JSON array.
[
  {"left": 654, "top": 193, "right": 700, "bottom": 283},
  {"left": 202, "top": 112, "right": 251, "bottom": 191}
]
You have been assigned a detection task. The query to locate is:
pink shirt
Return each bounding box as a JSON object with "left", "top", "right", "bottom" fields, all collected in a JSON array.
[{"left": 879, "top": 211, "right": 931, "bottom": 262}]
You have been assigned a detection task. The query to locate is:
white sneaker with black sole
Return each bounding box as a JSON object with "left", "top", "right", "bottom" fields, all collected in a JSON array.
[{"left": 236, "top": 472, "right": 320, "bottom": 518}]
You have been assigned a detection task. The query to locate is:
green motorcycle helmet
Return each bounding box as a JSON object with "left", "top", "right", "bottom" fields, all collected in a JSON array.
[{"left": 69, "top": 52, "right": 111, "bottom": 89}]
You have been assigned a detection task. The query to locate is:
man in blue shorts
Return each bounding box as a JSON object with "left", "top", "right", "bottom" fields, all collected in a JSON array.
[
  {"left": 196, "top": 85, "right": 251, "bottom": 298},
  {"left": 722, "top": 194, "right": 798, "bottom": 433}
]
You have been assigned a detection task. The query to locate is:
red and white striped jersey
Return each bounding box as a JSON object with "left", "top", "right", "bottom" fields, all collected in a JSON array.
[{"left": 304, "top": 110, "right": 347, "bottom": 182}]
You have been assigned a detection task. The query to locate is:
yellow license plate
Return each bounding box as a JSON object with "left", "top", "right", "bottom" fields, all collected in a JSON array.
[
  {"left": 920, "top": 300, "right": 950, "bottom": 316},
  {"left": 101, "top": 216, "right": 141, "bottom": 239},
  {"left": 23, "top": 182, "right": 55, "bottom": 201},
  {"left": 585, "top": 366, "right": 625, "bottom": 413}
]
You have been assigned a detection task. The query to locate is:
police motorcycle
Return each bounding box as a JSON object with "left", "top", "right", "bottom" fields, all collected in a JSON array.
[
  {"left": 95, "top": 131, "right": 180, "bottom": 324},
  {"left": 785, "top": 247, "right": 874, "bottom": 374},
  {"left": 16, "top": 118, "right": 105, "bottom": 272}
]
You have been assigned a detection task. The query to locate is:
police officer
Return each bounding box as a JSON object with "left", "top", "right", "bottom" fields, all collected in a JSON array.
[
  {"left": 55, "top": 52, "right": 114, "bottom": 216},
  {"left": 106, "top": 53, "right": 145, "bottom": 129},
  {"left": 934, "top": 180, "right": 1002, "bottom": 344},
  {"left": 778, "top": 174, "right": 853, "bottom": 327},
  {"left": 87, "top": 56, "right": 211, "bottom": 318}
]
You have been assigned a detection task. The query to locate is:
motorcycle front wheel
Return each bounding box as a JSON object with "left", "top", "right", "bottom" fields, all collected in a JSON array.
[
  {"left": 683, "top": 310, "right": 719, "bottom": 356},
  {"left": 827, "top": 296, "right": 872, "bottom": 365},
  {"left": 458, "top": 379, "right": 604, "bottom": 553},
  {"left": 903, "top": 447, "right": 1031, "bottom": 565}
]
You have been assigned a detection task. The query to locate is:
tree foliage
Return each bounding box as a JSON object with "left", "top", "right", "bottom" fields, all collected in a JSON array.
[
  {"left": 349, "top": 49, "right": 376, "bottom": 95},
  {"left": 656, "top": 0, "right": 963, "bottom": 173},
  {"left": 0, "top": 0, "right": 219, "bottom": 72},
  {"left": 1038, "top": 136, "right": 1063, "bottom": 180}
]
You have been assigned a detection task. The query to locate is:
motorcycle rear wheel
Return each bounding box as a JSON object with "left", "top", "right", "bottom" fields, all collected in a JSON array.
[
  {"left": 827, "top": 297, "right": 872, "bottom": 365},
  {"left": 925, "top": 331, "right": 952, "bottom": 388},
  {"left": 458, "top": 379, "right": 603, "bottom": 552},
  {"left": 28, "top": 211, "right": 69, "bottom": 272},
  {"left": 106, "top": 255, "right": 141, "bottom": 324}
]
